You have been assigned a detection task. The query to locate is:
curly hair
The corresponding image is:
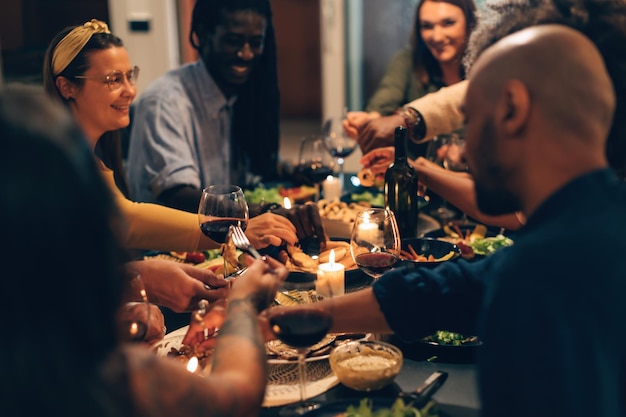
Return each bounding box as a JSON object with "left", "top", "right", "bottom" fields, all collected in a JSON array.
[{"left": 464, "top": 0, "right": 626, "bottom": 178}]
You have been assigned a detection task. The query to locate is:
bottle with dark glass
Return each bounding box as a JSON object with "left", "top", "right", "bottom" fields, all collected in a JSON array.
[{"left": 384, "top": 125, "right": 419, "bottom": 239}]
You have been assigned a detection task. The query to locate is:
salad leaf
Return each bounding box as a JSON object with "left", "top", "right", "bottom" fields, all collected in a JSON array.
[
  {"left": 244, "top": 186, "right": 283, "bottom": 204},
  {"left": 343, "top": 398, "right": 437, "bottom": 417},
  {"left": 468, "top": 234, "right": 514, "bottom": 256}
]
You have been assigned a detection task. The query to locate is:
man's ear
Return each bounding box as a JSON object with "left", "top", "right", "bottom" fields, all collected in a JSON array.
[
  {"left": 500, "top": 79, "right": 530, "bottom": 137},
  {"left": 55, "top": 76, "right": 77, "bottom": 100}
]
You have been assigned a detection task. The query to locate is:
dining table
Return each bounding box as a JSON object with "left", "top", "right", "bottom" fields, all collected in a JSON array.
[{"left": 257, "top": 334, "right": 481, "bottom": 417}]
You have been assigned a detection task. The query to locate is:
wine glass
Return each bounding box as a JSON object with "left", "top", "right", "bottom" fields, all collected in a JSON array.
[
  {"left": 425, "top": 134, "right": 458, "bottom": 222},
  {"left": 322, "top": 116, "right": 357, "bottom": 185},
  {"left": 198, "top": 185, "right": 249, "bottom": 276},
  {"left": 350, "top": 208, "right": 401, "bottom": 279},
  {"left": 116, "top": 274, "right": 151, "bottom": 343},
  {"left": 294, "top": 136, "right": 335, "bottom": 201},
  {"left": 267, "top": 276, "right": 335, "bottom": 416}
]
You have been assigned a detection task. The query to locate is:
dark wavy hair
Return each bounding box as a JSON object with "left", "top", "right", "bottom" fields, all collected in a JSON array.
[
  {"left": 0, "top": 84, "right": 130, "bottom": 416},
  {"left": 464, "top": 0, "right": 626, "bottom": 178},
  {"left": 43, "top": 27, "right": 130, "bottom": 196},
  {"left": 190, "top": 0, "right": 280, "bottom": 183},
  {"left": 412, "top": 0, "right": 478, "bottom": 87}
]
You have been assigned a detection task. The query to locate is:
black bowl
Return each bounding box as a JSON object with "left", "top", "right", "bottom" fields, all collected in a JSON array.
[{"left": 399, "top": 238, "right": 461, "bottom": 268}]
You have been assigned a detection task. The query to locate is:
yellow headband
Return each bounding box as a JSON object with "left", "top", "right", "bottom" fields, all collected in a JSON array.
[{"left": 52, "top": 19, "right": 111, "bottom": 76}]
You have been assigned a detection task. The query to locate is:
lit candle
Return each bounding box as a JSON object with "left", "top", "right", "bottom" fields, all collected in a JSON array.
[
  {"left": 187, "top": 356, "right": 199, "bottom": 373},
  {"left": 358, "top": 221, "right": 379, "bottom": 244},
  {"left": 317, "top": 249, "right": 345, "bottom": 297},
  {"left": 322, "top": 175, "right": 342, "bottom": 200},
  {"left": 283, "top": 196, "right": 292, "bottom": 209}
]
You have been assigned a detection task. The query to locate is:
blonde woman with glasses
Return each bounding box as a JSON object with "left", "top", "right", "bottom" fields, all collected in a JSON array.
[{"left": 42, "top": 19, "right": 300, "bottom": 254}]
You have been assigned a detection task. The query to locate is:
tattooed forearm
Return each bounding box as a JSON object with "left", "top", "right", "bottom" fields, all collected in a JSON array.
[{"left": 213, "top": 298, "right": 267, "bottom": 365}]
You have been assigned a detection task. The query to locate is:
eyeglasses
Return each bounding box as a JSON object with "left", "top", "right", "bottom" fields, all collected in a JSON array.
[{"left": 74, "top": 66, "right": 140, "bottom": 91}]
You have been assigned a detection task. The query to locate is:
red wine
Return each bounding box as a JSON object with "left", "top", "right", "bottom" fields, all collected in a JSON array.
[
  {"left": 384, "top": 126, "right": 419, "bottom": 239},
  {"left": 200, "top": 218, "right": 245, "bottom": 243},
  {"left": 269, "top": 308, "right": 332, "bottom": 348},
  {"left": 294, "top": 165, "right": 334, "bottom": 186},
  {"left": 355, "top": 252, "right": 398, "bottom": 277},
  {"left": 328, "top": 146, "right": 356, "bottom": 158}
]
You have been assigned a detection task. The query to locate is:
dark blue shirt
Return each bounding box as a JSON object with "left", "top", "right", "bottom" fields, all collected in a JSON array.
[{"left": 374, "top": 169, "right": 626, "bottom": 417}]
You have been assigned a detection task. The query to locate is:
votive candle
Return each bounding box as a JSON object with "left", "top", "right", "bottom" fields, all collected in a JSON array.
[{"left": 317, "top": 249, "right": 345, "bottom": 297}]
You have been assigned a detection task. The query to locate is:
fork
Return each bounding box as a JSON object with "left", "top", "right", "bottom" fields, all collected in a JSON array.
[{"left": 230, "top": 225, "right": 263, "bottom": 259}]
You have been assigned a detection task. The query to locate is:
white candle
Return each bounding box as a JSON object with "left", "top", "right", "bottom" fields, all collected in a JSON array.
[
  {"left": 358, "top": 222, "right": 379, "bottom": 244},
  {"left": 317, "top": 249, "right": 345, "bottom": 297},
  {"left": 322, "top": 175, "right": 342, "bottom": 200}
]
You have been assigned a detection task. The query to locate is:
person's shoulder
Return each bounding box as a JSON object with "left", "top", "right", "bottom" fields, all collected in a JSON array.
[{"left": 140, "top": 62, "right": 201, "bottom": 98}]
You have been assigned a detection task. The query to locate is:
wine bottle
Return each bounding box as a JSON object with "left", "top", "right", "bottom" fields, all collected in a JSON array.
[{"left": 384, "top": 125, "right": 419, "bottom": 239}]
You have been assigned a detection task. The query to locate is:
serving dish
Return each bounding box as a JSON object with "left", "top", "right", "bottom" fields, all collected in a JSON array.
[{"left": 399, "top": 238, "right": 462, "bottom": 268}]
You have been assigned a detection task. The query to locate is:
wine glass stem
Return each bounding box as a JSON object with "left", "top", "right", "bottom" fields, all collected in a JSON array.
[
  {"left": 297, "top": 349, "right": 308, "bottom": 404},
  {"left": 337, "top": 159, "right": 345, "bottom": 184}
]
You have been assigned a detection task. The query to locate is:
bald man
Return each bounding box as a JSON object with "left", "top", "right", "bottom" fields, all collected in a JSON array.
[{"left": 312, "top": 25, "right": 626, "bottom": 417}]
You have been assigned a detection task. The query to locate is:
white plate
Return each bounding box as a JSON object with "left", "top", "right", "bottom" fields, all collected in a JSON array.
[{"left": 152, "top": 326, "right": 353, "bottom": 407}]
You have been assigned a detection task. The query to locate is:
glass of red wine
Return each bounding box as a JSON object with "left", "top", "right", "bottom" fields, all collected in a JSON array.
[
  {"left": 116, "top": 274, "right": 151, "bottom": 343},
  {"left": 294, "top": 135, "right": 335, "bottom": 201},
  {"left": 267, "top": 275, "right": 334, "bottom": 416},
  {"left": 198, "top": 185, "right": 249, "bottom": 276},
  {"left": 350, "top": 208, "right": 401, "bottom": 279}
]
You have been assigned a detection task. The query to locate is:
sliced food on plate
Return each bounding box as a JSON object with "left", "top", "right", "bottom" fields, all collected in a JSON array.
[{"left": 427, "top": 223, "right": 514, "bottom": 260}]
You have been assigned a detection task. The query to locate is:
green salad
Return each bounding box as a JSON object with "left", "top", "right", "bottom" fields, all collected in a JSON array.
[
  {"left": 343, "top": 398, "right": 438, "bottom": 417},
  {"left": 468, "top": 234, "right": 514, "bottom": 256},
  {"left": 243, "top": 186, "right": 283, "bottom": 204},
  {"left": 350, "top": 191, "right": 385, "bottom": 207}
]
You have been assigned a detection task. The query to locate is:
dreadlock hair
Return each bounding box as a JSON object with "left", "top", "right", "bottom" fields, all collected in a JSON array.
[
  {"left": 190, "top": 0, "right": 281, "bottom": 183},
  {"left": 464, "top": 0, "right": 626, "bottom": 179}
]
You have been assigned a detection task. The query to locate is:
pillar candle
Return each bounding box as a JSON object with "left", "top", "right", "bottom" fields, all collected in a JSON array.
[
  {"left": 316, "top": 249, "right": 345, "bottom": 297},
  {"left": 322, "top": 175, "right": 342, "bottom": 200}
]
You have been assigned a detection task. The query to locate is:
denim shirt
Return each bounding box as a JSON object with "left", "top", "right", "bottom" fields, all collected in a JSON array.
[{"left": 127, "top": 60, "right": 237, "bottom": 203}]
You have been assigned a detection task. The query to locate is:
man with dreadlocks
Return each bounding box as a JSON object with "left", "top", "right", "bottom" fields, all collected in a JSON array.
[
  {"left": 128, "top": 0, "right": 278, "bottom": 206},
  {"left": 127, "top": 0, "right": 325, "bottom": 243}
]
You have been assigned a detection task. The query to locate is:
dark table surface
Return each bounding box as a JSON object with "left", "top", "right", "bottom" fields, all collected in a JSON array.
[{"left": 259, "top": 335, "right": 481, "bottom": 417}]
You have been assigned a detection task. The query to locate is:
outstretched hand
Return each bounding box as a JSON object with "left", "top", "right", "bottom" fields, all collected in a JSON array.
[
  {"left": 360, "top": 146, "right": 395, "bottom": 176},
  {"left": 357, "top": 114, "right": 404, "bottom": 154}
]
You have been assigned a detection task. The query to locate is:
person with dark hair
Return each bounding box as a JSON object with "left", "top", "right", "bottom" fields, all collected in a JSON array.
[
  {"left": 274, "top": 24, "right": 626, "bottom": 417},
  {"left": 346, "top": 0, "right": 476, "bottom": 158},
  {"left": 127, "top": 0, "right": 276, "bottom": 207},
  {"left": 355, "top": 0, "right": 626, "bottom": 230},
  {"left": 127, "top": 0, "right": 325, "bottom": 244},
  {"left": 43, "top": 18, "right": 308, "bottom": 255},
  {"left": 0, "top": 83, "right": 288, "bottom": 417}
]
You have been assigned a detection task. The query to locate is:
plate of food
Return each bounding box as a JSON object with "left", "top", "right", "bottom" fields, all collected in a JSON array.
[{"left": 422, "top": 223, "right": 514, "bottom": 260}]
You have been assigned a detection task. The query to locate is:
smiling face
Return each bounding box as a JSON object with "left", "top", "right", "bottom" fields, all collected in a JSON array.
[
  {"left": 203, "top": 9, "right": 266, "bottom": 94},
  {"left": 419, "top": 1, "right": 468, "bottom": 66},
  {"left": 60, "top": 47, "right": 135, "bottom": 144}
]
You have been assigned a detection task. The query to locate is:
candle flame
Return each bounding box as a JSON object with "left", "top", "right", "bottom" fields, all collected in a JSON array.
[
  {"left": 187, "top": 356, "right": 199, "bottom": 373},
  {"left": 330, "top": 249, "right": 335, "bottom": 265},
  {"left": 283, "top": 197, "right": 292, "bottom": 209}
]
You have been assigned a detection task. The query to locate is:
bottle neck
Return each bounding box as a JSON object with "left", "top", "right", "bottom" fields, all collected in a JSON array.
[{"left": 394, "top": 129, "right": 408, "bottom": 161}]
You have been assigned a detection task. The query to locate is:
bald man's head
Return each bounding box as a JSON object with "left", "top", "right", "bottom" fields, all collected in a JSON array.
[
  {"left": 469, "top": 24, "right": 614, "bottom": 142},
  {"left": 463, "top": 25, "right": 615, "bottom": 217}
]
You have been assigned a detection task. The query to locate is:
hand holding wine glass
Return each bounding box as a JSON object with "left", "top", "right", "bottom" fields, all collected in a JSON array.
[
  {"left": 266, "top": 276, "right": 335, "bottom": 416},
  {"left": 198, "top": 185, "right": 249, "bottom": 276},
  {"left": 350, "top": 208, "right": 401, "bottom": 279}
]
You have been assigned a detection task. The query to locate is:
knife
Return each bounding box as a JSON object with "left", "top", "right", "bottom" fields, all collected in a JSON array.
[{"left": 399, "top": 371, "right": 448, "bottom": 408}]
